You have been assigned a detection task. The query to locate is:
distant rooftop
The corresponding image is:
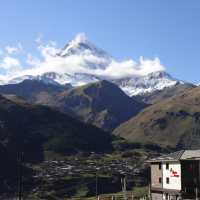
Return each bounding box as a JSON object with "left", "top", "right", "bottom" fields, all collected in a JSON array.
[{"left": 148, "top": 150, "right": 200, "bottom": 162}]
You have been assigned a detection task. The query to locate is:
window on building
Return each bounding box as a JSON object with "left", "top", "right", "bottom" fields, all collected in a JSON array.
[
  {"left": 166, "top": 177, "right": 170, "bottom": 184},
  {"left": 159, "top": 163, "right": 162, "bottom": 170},
  {"left": 159, "top": 177, "right": 162, "bottom": 183},
  {"left": 166, "top": 163, "right": 169, "bottom": 170}
]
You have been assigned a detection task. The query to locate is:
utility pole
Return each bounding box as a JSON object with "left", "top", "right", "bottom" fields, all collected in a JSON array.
[
  {"left": 195, "top": 187, "right": 198, "bottom": 200},
  {"left": 121, "top": 176, "right": 127, "bottom": 200},
  {"left": 17, "top": 151, "right": 23, "bottom": 200},
  {"left": 96, "top": 171, "right": 98, "bottom": 199},
  {"left": 148, "top": 183, "right": 151, "bottom": 200}
]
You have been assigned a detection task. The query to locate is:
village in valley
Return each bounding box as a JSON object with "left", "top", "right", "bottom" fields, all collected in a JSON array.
[
  {"left": 22, "top": 150, "right": 200, "bottom": 200},
  {"left": 27, "top": 152, "right": 149, "bottom": 199}
]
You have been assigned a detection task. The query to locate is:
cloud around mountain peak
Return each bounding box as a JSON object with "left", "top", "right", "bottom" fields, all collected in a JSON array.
[
  {"left": 69, "top": 32, "right": 88, "bottom": 46},
  {"left": 0, "top": 32, "right": 166, "bottom": 83}
]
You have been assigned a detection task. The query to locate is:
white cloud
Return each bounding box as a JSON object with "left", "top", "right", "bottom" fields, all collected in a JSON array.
[
  {"left": 5, "top": 43, "right": 23, "bottom": 55},
  {"left": 0, "top": 56, "right": 21, "bottom": 69},
  {"left": 0, "top": 33, "right": 166, "bottom": 83},
  {"left": 68, "top": 33, "right": 87, "bottom": 47},
  {"left": 35, "top": 34, "right": 43, "bottom": 44},
  {"left": 0, "top": 56, "right": 22, "bottom": 79},
  {"left": 26, "top": 53, "right": 41, "bottom": 67},
  {"left": 25, "top": 39, "right": 164, "bottom": 79},
  {"left": 38, "top": 43, "right": 60, "bottom": 58}
]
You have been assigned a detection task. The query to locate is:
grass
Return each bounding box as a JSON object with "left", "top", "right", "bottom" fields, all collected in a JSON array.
[
  {"left": 72, "top": 185, "right": 89, "bottom": 198},
  {"left": 132, "top": 186, "right": 148, "bottom": 198},
  {"left": 68, "top": 186, "right": 149, "bottom": 200}
]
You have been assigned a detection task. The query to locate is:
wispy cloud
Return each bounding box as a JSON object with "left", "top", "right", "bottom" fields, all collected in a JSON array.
[{"left": 5, "top": 43, "right": 23, "bottom": 55}]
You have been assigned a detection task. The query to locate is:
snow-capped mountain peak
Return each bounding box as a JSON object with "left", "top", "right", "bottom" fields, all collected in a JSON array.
[{"left": 59, "top": 33, "right": 111, "bottom": 60}]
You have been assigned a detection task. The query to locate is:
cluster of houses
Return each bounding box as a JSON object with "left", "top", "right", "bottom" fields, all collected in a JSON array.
[
  {"left": 34, "top": 154, "right": 146, "bottom": 182},
  {"left": 33, "top": 150, "right": 200, "bottom": 200},
  {"left": 148, "top": 150, "right": 200, "bottom": 200}
]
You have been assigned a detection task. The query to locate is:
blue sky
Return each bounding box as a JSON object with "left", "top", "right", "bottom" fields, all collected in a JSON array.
[{"left": 0, "top": 0, "right": 200, "bottom": 83}]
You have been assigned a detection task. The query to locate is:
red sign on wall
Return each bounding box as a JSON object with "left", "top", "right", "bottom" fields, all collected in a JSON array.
[{"left": 170, "top": 168, "right": 179, "bottom": 177}]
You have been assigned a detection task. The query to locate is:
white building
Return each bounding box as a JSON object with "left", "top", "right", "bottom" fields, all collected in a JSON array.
[{"left": 148, "top": 150, "right": 200, "bottom": 200}]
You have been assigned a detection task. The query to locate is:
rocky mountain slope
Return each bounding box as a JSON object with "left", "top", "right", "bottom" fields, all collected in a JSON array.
[
  {"left": 114, "top": 86, "right": 200, "bottom": 149},
  {"left": 52, "top": 80, "right": 147, "bottom": 131}
]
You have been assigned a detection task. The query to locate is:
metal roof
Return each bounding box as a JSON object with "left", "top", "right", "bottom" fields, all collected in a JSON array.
[
  {"left": 181, "top": 150, "right": 200, "bottom": 160},
  {"left": 148, "top": 150, "right": 200, "bottom": 163}
]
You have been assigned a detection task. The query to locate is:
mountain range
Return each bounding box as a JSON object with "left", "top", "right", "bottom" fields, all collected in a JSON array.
[
  {"left": 0, "top": 35, "right": 186, "bottom": 97},
  {"left": 0, "top": 34, "right": 199, "bottom": 154},
  {"left": 0, "top": 75, "right": 199, "bottom": 151}
]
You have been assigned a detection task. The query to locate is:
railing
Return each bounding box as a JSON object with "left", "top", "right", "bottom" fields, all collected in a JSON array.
[
  {"left": 182, "top": 187, "right": 199, "bottom": 199},
  {"left": 67, "top": 193, "right": 148, "bottom": 200}
]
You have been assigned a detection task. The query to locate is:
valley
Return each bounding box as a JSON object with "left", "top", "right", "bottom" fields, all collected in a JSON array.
[
  {"left": 0, "top": 33, "right": 199, "bottom": 200},
  {"left": 1, "top": 1, "right": 200, "bottom": 199}
]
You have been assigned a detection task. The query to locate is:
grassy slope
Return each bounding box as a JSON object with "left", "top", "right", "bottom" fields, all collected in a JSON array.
[{"left": 114, "top": 86, "right": 200, "bottom": 149}]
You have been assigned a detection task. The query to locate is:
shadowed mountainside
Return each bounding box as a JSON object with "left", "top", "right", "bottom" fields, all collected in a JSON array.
[
  {"left": 47, "top": 80, "right": 147, "bottom": 131},
  {"left": 0, "top": 94, "right": 113, "bottom": 162}
]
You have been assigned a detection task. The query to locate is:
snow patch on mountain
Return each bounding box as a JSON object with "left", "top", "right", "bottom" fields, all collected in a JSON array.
[
  {"left": 7, "top": 70, "right": 182, "bottom": 96},
  {"left": 113, "top": 71, "right": 181, "bottom": 96}
]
